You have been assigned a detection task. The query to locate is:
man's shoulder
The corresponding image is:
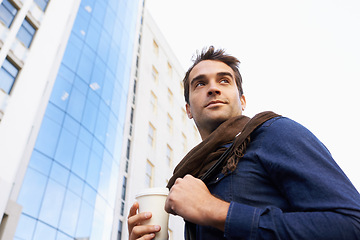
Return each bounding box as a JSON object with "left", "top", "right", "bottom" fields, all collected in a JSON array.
[
  {"left": 259, "top": 115, "right": 295, "bottom": 128},
  {"left": 255, "top": 116, "right": 312, "bottom": 139}
]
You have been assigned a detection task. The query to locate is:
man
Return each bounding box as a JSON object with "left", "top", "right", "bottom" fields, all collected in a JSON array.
[{"left": 128, "top": 46, "right": 360, "bottom": 239}]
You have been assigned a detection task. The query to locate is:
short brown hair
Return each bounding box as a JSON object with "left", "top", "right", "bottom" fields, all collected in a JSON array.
[{"left": 183, "top": 46, "right": 244, "bottom": 104}]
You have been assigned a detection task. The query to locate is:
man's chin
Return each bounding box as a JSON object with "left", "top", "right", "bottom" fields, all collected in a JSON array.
[{"left": 206, "top": 117, "right": 228, "bottom": 131}]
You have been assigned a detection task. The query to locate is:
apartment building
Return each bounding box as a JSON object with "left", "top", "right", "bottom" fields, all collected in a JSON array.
[{"left": 123, "top": 9, "right": 201, "bottom": 240}]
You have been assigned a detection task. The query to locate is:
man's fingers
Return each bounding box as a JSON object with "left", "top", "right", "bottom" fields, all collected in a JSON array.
[
  {"left": 128, "top": 202, "right": 139, "bottom": 218},
  {"left": 133, "top": 225, "right": 161, "bottom": 236},
  {"left": 128, "top": 212, "right": 152, "bottom": 228},
  {"left": 130, "top": 225, "right": 160, "bottom": 240}
]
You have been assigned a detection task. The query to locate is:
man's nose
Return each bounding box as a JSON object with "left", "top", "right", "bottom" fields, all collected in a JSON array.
[{"left": 207, "top": 82, "right": 221, "bottom": 96}]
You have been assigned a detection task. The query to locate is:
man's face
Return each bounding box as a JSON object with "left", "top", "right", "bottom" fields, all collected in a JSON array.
[{"left": 186, "top": 60, "right": 246, "bottom": 138}]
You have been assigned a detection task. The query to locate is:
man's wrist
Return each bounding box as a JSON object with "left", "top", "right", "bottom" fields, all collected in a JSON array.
[{"left": 205, "top": 196, "right": 230, "bottom": 231}]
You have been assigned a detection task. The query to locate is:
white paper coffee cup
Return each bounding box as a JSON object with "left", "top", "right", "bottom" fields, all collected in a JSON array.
[{"left": 135, "top": 187, "right": 169, "bottom": 240}]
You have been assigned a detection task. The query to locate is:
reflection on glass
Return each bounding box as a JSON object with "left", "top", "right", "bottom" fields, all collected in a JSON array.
[
  {"left": 38, "top": 179, "right": 66, "bottom": 227},
  {"left": 59, "top": 191, "right": 81, "bottom": 235},
  {"left": 29, "top": 150, "right": 52, "bottom": 176},
  {"left": 75, "top": 200, "right": 93, "bottom": 237},
  {"left": 14, "top": 213, "right": 36, "bottom": 239},
  {"left": 17, "top": 168, "right": 47, "bottom": 217},
  {"left": 32, "top": 221, "right": 57, "bottom": 239},
  {"left": 15, "top": 0, "right": 141, "bottom": 238},
  {"left": 54, "top": 128, "right": 77, "bottom": 169},
  {"left": 50, "top": 161, "right": 69, "bottom": 186},
  {"left": 72, "top": 141, "right": 90, "bottom": 179}
]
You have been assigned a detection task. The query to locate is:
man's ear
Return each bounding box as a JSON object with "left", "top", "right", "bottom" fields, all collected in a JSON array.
[
  {"left": 185, "top": 103, "right": 193, "bottom": 119},
  {"left": 240, "top": 95, "right": 246, "bottom": 111}
]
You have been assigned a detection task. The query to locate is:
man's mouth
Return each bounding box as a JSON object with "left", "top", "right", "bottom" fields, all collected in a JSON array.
[{"left": 205, "top": 100, "right": 226, "bottom": 108}]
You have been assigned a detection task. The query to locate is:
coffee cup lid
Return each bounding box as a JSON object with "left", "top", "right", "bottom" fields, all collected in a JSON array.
[{"left": 135, "top": 187, "right": 169, "bottom": 198}]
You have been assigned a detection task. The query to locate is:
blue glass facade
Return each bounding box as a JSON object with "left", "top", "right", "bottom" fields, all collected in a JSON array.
[{"left": 15, "top": 0, "right": 140, "bottom": 239}]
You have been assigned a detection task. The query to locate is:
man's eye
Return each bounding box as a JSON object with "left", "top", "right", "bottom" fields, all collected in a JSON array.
[
  {"left": 220, "top": 78, "right": 230, "bottom": 83},
  {"left": 195, "top": 82, "right": 205, "bottom": 87}
]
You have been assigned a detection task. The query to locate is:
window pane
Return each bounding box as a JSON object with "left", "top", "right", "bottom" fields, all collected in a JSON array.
[
  {"left": 14, "top": 214, "right": 36, "bottom": 240},
  {"left": 50, "top": 161, "right": 69, "bottom": 186},
  {"left": 0, "top": 0, "right": 18, "bottom": 27},
  {"left": 34, "top": 116, "right": 61, "bottom": 158},
  {"left": 76, "top": 200, "right": 93, "bottom": 237},
  {"left": 54, "top": 128, "right": 77, "bottom": 168},
  {"left": 63, "top": 114, "right": 80, "bottom": 135},
  {"left": 81, "top": 100, "right": 97, "bottom": 132},
  {"left": 28, "top": 150, "right": 52, "bottom": 176},
  {"left": 49, "top": 75, "right": 72, "bottom": 111},
  {"left": 58, "top": 191, "right": 81, "bottom": 235},
  {"left": 45, "top": 102, "right": 65, "bottom": 125},
  {"left": 77, "top": 46, "right": 95, "bottom": 82},
  {"left": 34, "top": 0, "right": 49, "bottom": 11},
  {"left": 17, "top": 168, "right": 47, "bottom": 217},
  {"left": 56, "top": 231, "right": 73, "bottom": 240},
  {"left": 0, "top": 58, "right": 19, "bottom": 94},
  {"left": 148, "top": 124, "right": 154, "bottom": 146},
  {"left": 121, "top": 177, "right": 127, "bottom": 200},
  {"left": 33, "top": 221, "right": 57, "bottom": 240},
  {"left": 83, "top": 183, "right": 97, "bottom": 207},
  {"left": 94, "top": 111, "right": 108, "bottom": 143},
  {"left": 97, "top": 162, "right": 111, "bottom": 198},
  {"left": 38, "top": 179, "right": 66, "bottom": 227},
  {"left": 72, "top": 141, "right": 90, "bottom": 179},
  {"left": 67, "top": 173, "right": 84, "bottom": 196},
  {"left": 86, "top": 152, "right": 101, "bottom": 189},
  {"left": 145, "top": 160, "right": 153, "bottom": 187},
  {"left": 16, "top": 18, "right": 36, "bottom": 48},
  {"left": 66, "top": 87, "right": 86, "bottom": 122}
]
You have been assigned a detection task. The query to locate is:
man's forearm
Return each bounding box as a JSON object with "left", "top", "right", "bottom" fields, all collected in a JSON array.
[{"left": 225, "top": 201, "right": 360, "bottom": 239}]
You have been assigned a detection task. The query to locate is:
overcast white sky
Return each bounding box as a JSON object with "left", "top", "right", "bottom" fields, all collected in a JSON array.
[{"left": 146, "top": 0, "right": 360, "bottom": 190}]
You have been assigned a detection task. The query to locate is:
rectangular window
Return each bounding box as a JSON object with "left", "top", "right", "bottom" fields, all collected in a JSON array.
[
  {"left": 182, "top": 133, "right": 187, "bottom": 153},
  {"left": 167, "top": 113, "right": 173, "bottom": 135},
  {"left": 180, "top": 81, "right": 184, "bottom": 97},
  {"left": 152, "top": 66, "right": 158, "bottom": 84},
  {"left": 167, "top": 62, "right": 172, "bottom": 77},
  {"left": 34, "top": 0, "right": 50, "bottom": 11},
  {"left": 136, "top": 55, "right": 139, "bottom": 67},
  {"left": 153, "top": 40, "right": 159, "bottom": 56},
  {"left": 145, "top": 160, "right": 154, "bottom": 187},
  {"left": 121, "top": 176, "right": 127, "bottom": 200},
  {"left": 121, "top": 201, "right": 125, "bottom": 216},
  {"left": 16, "top": 18, "right": 36, "bottom": 48},
  {"left": 0, "top": 57, "right": 19, "bottom": 94},
  {"left": 148, "top": 123, "right": 155, "bottom": 147},
  {"left": 150, "top": 91, "right": 157, "bottom": 114},
  {"left": 117, "top": 220, "right": 123, "bottom": 240},
  {"left": 125, "top": 160, "right": 129, "bottom": 173},
  {"left": 168, "top": 88, "right": 173, "bottom": 105},
  {"left": 166, "top": 144, "right": 173, "bottom": 168},
  {"left": 182, "top": 107, "right": 187, "bottom": 123},
  {"left": 130, "top": 107, "right": 134, "bottom": 124},
  {"left": 133, "top": 79, "right": 137, "bottom": 94},
  {"left": 126, "top": 139, "right": 131, "bottom": 159},
  {"left": 0, "top": 0, "right": 18, "bottom": 28}
]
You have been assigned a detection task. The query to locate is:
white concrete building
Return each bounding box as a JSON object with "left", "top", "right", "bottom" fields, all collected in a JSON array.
[{"left": 123, "top": 9, "right": 201, "bottom": 240}]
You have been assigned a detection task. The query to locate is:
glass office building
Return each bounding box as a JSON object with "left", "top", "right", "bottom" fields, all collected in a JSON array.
[{"left": 12, "top": 0, "right": 142, "bottom": 239}]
